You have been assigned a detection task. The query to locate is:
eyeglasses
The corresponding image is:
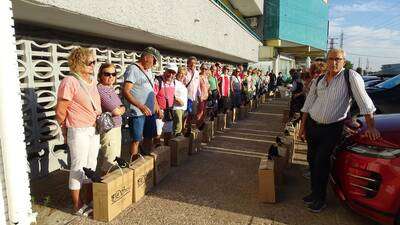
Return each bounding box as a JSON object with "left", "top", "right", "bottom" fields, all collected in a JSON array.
[
  {"left": 103, "top": 72, "right": 117, "bottom": 77},
  {"left": 328, "top": 58, "right": 344, "bottom": 62},
  {"left": 87, "top": 60, "right": 95, "bottom": 66}
]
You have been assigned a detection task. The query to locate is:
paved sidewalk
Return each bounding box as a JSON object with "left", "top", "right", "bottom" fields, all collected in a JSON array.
[{"left": 33, "top": 98, "right": 378, "bottom": 225}]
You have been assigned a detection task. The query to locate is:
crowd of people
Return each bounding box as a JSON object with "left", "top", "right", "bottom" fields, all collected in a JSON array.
[
  {"left": 55, "top": 46, "right": 284, "bottom": 215},
  {"left": 55, "top": 45, "right": 380, "bottom": 215}
]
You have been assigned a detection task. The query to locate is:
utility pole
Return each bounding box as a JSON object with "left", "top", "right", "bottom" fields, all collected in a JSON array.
[
  {"left": 366, "top": 58, "right": 370, "bottom": 72},
  {"left": 328, "top": 37, "right": 338, "bottom": 50},
  {"left": 358, "top": 57, "right": 361, "bottom": 68},
  {"left": 340, "top": 31, "right": 344, "bottom": 49}
]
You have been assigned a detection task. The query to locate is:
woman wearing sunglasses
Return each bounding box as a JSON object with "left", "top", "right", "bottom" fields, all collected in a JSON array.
[
  {"left": 56, "top": 47, "right": 101, "bottom": 216},
  {"left": 97, "top": 63, "right": 125, "bottom": 174}
]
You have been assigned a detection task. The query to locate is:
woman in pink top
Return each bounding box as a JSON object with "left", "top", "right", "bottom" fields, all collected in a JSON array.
[
  {"left": 56, "top": 47, "right": 101, "bottom": 216},
  {"left": 196, "top": 63, "right": 210, "bottom": 128}
]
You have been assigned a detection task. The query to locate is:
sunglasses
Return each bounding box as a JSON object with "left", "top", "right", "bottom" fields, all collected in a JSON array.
[
  {"left": 103, "top": 72, "right": 117, "bottom": 77},
  {"left": 87, "top": 60, "right": 95, "bottom": 66}
]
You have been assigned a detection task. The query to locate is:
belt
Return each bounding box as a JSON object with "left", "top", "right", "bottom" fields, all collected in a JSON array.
[{"left": 308, "top": 115, "right": 344, "bottom": 127}]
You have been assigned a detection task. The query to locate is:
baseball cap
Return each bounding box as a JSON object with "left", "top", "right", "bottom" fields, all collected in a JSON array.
[
  {"left": 314, "top": 57, "right": 326, "bottom": 62},
  {"left": 141, "top": 47, "right": 160, "bottom": 65},
  {"left": 164, "top": 63, "right": 178, "bottom": 73}
]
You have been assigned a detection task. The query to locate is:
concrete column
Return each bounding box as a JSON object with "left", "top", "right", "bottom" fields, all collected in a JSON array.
[
  {"left": 0, "top": 1, "right": 36, "bottom": 224},
  {"left": 273, "top": 54, "right": 280, "bottom": 74}
]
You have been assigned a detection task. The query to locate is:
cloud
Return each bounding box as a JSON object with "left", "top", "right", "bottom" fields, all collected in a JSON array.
[
  {"left": 331, "top": 1, "right": 393, "bottom": 16},
  {"left": 328, "top": 1, "right": 400, "bottom": 71},
  {"left": 329, "top": 18, "right": 400, "bottom": 71},
  {"left": 342, "top": 26, "right": 400, "bottom": 71}
]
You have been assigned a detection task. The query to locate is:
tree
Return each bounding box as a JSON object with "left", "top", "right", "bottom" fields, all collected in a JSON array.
[{"left": 344, "top": 60, "right": 354, "bottom": 70}]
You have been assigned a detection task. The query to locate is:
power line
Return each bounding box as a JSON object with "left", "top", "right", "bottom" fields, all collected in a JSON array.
[{"left": 347, "top": 52, "right": 400, "bottom": 59}]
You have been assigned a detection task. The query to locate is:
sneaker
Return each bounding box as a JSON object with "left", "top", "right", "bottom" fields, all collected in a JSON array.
[
  {"left": 74, "top": 204, "right": 89, "bottom": 217},
  {"left": 302, "top": 194, "right": 314, "bottom": 205},
  {"left": 308, "top": 200, "right": 327, "bottom": 213}
]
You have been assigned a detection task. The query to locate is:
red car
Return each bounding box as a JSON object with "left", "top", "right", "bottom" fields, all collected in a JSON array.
[{"left": 331, "top": 114, "right": 400, "bottom": 225}]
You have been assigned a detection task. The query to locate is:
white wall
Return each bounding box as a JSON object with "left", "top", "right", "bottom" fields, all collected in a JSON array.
[{"left": 13, "top": 0, "right": 262, "bottom": 62}]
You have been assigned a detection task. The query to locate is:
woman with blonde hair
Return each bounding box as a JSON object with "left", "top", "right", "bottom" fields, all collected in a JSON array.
[
  {"left": 56, "top": 47, "right": 101, "bottom": 216},
  {"left": 97, "top": 63, "right": 125, "bottom": 175}
]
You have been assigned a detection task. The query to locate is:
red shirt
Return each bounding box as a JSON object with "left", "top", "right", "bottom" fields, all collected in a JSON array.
[
  {"left": 239, "top": 72, "right": 245, "bottom": 80},
  {"left": 218, "top": 74, "right": 231, "bottom": 97},
  {"left": 154, "top": 79, "right": 175, "bottom": 109}
]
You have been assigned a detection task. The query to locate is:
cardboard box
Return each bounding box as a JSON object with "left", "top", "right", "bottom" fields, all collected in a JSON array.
[
  {"left": 129, "top": 156, "right": 154, "bottom": 203},
  {"left": 258, "top": 158, "right": 276, "bottom": 203},
  {"left": 150, "top": 146, "right": 171, "bottom": 185},
  {"left": 244, "top": 105, "right": 249, "bottom": 117},
  {"left": 169, "top": 136, "right": 189, "bottom": 166},
  {"left": 202, "top": 121, "right": 213, "bottom": 143},
  {"left": 189, "top": 129, "right": 202, "bottom": 154},
  {"left": 212, "top": 120, "right": 217, "bottom": 138},
  {"left": 93, "top": 168, "right": 133, "bottom": 222},
  {"left": 226, "top": 111, "right": 233, "bottom": 127},
  {"left": 249, "top": 100, "right": 254, "bottom": 111},
  {"left": 217, "top": 113, "right": 227, "bottom": 131},
  {"left": 282, "top": 110, "right": 290, "bottom": 124},
  {"left": 239, "top": 107, "right": 246, "bottom": 120},
  {"left": 261, "top": 94, "right": 266, "bottom": 103},
  {"left": 274, "top": 146, "right": 290, "bottom": 185}
]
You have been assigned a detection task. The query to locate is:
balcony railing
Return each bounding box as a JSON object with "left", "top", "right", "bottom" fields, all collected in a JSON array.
[{"left": 210, "top": 0, "right": 262, "bottom": 41}]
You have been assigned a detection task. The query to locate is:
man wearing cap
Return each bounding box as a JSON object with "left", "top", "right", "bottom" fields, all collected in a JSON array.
[
  {"left": 184, "top": 56, "right": 201, "bottom": 132},
  {"left": 123, "top": 47, "right": 161, "bottom": 159},
  {"left": 153, "top": 63, "right": 177, "bottom": 146}
]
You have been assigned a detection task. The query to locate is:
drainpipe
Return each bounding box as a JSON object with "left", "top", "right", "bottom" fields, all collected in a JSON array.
[{"left": 0, "top": 1, "right": 37, "bottom": 224}]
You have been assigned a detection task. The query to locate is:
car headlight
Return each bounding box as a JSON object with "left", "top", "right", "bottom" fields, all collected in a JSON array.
[{"left": 347, "top": 144, "right": 400, "bottom": 159}]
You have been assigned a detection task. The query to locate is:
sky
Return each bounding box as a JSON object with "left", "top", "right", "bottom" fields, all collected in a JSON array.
[{"left": 329, "top": 0, "right": 400, "bottom": 71}]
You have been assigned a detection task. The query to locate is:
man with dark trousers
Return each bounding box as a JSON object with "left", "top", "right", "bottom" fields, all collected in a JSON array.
[{"left": 298, "top": 48, "right": 381, "bottom": 212}]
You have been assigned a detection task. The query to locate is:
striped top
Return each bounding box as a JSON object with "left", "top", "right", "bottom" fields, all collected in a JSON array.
[
  {"left": 219, "top": 73, "right": 231, "bottom": 97},
  {"left": 301, "top": 69, "right": 376, "bottom": 124},
  {"left": 97, "top": 84, "right": 123, "bottom": 127}
]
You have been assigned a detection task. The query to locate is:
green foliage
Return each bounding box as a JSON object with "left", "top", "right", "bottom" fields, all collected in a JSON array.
[{"left": 344, "top": 60, "right": 354, "bottom": 70}]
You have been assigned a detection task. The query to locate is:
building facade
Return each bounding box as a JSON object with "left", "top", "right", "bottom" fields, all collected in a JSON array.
[{"left": 261, "top": 0, "right": 329, "bottom": 73}]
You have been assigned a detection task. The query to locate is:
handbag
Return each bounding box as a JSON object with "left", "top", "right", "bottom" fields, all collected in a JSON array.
[
  {"left": 71, "top": 73, "right": 115, "bottom": 134},
  {"left": 163, "top": 97, "right": 174, "bottom": 122},
  {"left": 96, "top": 112, "right": 115, "bottom": 134}
]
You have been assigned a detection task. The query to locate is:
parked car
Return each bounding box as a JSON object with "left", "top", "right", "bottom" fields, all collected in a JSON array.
[
  {"left": 331, "top": 114, "right": 400, "bottom": 225},
  {"left": 367, "top": 74, "right": 400, "bottom": 114},
  {"left": 364, "top": 79, "right": 384, "bottom": 87},
  {"left": 362, "top": 75, "right": 382, "bottom": 82}
]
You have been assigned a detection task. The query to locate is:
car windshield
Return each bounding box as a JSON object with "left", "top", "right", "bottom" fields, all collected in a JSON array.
[{"left": 376, "top": 74, "right": 400, "bottom": 89}]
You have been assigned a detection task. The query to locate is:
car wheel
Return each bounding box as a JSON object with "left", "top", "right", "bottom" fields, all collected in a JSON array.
[{"left": 375, "top": 108, "right": 382, "bottom": 114}]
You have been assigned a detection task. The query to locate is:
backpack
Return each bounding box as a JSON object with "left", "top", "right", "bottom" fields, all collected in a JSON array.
[{"left": 316, "top": 69, "right": 360, "bottom": 117}]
